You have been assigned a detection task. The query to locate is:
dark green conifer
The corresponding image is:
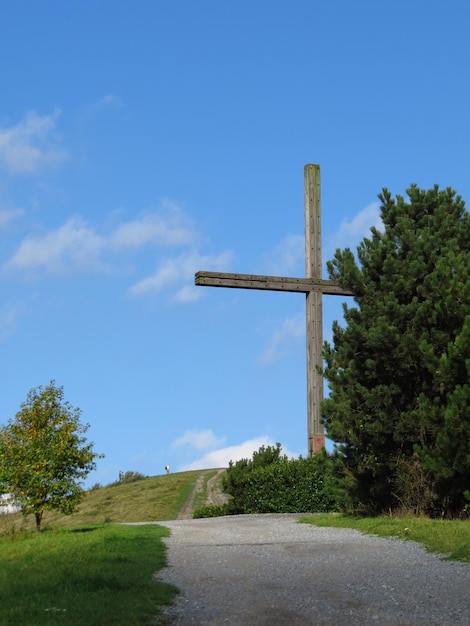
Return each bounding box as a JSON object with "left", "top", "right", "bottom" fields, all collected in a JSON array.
[{"left": 322, "top": 185, "right": 470, "bottom": 517}]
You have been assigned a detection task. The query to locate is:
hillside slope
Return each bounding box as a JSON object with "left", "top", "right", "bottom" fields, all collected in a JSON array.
[{"left": 0, "top": 468, "right": 227, "bottom": 533}]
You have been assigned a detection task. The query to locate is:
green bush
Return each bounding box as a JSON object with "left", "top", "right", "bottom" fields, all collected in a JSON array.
[
  {"left": 222, "top": 444, "right": 340, "bottom": 514},
  {"left": 192, "top": 504, "right": 228, "bottom": 519},
  {"left": 108, "top": 471, "right": 148, "bottom": 487}
]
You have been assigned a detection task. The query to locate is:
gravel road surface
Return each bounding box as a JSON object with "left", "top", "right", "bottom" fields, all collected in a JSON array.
[{"left": 156, "top": 514, "right": 470, "bottom": 625}]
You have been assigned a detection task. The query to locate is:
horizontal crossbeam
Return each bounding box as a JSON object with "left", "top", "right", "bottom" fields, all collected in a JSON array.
[{"left": 195, "top": 271, "right": 353, "bottom": 296}]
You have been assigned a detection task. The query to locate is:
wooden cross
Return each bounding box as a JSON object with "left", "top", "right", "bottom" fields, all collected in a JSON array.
[{"left": 195, "top": 164, "right": 353, "bottom": 456}]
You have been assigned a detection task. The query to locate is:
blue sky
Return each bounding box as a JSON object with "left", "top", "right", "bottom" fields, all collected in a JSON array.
[{"left": 0, "top": 1, "right": 469, "bottom": 487}]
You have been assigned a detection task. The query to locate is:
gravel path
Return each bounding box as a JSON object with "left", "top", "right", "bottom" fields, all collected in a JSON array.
[{"left": 156, "top": 514, "right": 470, "bottom": 625}]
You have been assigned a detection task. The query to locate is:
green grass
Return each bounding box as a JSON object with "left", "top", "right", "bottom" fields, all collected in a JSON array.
[
  {"left": 0, "top": 470, "right": 212, "bottom": 624},
  {"left": 300, "top": 514, "right": 470, "bottom": 562},
  {"left": 0, "top": 524, "right": 178, "bottom": 625}
]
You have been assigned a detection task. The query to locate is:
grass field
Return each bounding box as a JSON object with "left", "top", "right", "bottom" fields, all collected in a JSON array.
[
  {"left": 0, "top": 524, "right": 178, "bottom": 625},
  {"left": 0, "top": 469, "right": 216, "bottom": 626},
  {"left": 301, "top": 514, "right": 470, "bottom": 562}
]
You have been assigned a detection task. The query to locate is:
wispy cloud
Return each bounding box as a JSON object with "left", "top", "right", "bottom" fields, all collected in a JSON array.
[
  {"left": 7, "top": 217, "right": 105, "bottom": 274},
  {"left": 0, "top": 110, "right": 67, "bottom": 173},
  {"left": 0, "top": 302, "right": 23, "bottom": 340},
  {"left": 6, "top": 204, "right": 232, "bottom": 302},
  {"left": 259, "top": 313, "right": 304, "bottom": 365},
  {"left": 263, "top": 234, "right": 304, "bottom": 276},
  {"left": 172, "top": 429, "right": 226, "bottom": 451},
  {"left": 82, "top": 94, "right": 125, "bottom": 117},
  {"left": 261, "top": 203, "right": 381, "bottom": 276},
  {"left": 109, "top": 203, "right": 196, "bottom": 250},
  {"left": 94, "top": 93, "right": 124, "bottom": 109},
  {"left": 0, "top": 208, "right": 24, "bottom": 228},
  {"left": 129, "top": 249, "right": 233, "bottom": 301},
  {"left": 325, "top": 202, "right": 381, "bottom": 256}
]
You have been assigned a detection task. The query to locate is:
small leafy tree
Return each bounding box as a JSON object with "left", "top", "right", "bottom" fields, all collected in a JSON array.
[
  {"left": 0, "top": 381, "right": 102, "bottom": 530},
  {"left": 322, "top": 184, "right": 470, "bottom": 517}
]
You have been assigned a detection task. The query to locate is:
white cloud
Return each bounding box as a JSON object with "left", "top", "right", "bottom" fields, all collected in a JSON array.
[
  {"left": 173, "top": 285, "right": 203, "bottom": 303},
  {"left": 178, "top": 435, "right": 299, "bottom": 471},
  {"left": 0, "top": 110, "right": 67, "bottom": 173},
  {"left": 6, "top": 203, "right": 232, "bottom": 302},
  {"left": 326, "top": 202, "right": 382, "bottom": 255},
  {"left": 8, "top": 217, "right": 105, "bottom": 274},
  {"left": 263, "top": 234, "right": 304, "bottom": 276},
  {"left": 129, "top": 249, "right": 233, "bottom": 300},
  {"left": 6, "top": 206, "right": 208, "bottom": 277},
  {"left": 109, "top": 204, "right": 196, "bottom": 250},
  {"left": 259, "top": 313, "right": 304, "bottom": 365},
  {"left": 178, "top": 436, "right": 274, "bottom": 471},
  {"left": 172, "top": 429, "right": 226, "bottom": 451}
]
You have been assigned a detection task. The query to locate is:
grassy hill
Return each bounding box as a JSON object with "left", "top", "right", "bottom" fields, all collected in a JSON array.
[{"left": 0, "top": 469, "right": 223, "bottom": 534}]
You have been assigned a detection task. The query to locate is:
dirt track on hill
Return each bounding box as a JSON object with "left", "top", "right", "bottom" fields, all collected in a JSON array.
[{"left": 177, "top": 469, "right": 228, "bottom": 520}]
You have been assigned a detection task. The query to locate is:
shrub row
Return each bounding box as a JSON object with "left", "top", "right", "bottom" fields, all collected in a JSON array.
[{"left": 193, "top": 444, "right": 340, "bottom": 518}]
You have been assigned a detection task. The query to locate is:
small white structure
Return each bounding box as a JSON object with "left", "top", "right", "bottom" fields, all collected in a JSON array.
[{"left": 0, "top": 494, "right": 21, "bottom": 515}]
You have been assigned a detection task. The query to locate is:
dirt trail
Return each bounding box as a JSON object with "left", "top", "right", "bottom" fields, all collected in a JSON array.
[
  {"left": 177, "top": 469, "right": 228, "bottom": 519},
  {"left": 204, "top": 469, "right": 228, "bottom": 506}
]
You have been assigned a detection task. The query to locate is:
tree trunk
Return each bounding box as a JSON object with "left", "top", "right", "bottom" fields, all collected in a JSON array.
[{"left": 35, "top": 511, "right": 43, "bottom": 532}]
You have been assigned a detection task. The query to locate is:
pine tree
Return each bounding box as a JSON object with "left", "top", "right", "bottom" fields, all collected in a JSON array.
[{"left": 322, "top": 185, "right": 470, "bottom": 517}]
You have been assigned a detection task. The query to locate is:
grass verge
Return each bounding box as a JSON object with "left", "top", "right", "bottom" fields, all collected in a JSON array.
[
  {"left": 300, "top": 514, "right": 470, "bottom": 562},
  {"left": 0, "top": 523, "right": 178, "bottom": 625}
]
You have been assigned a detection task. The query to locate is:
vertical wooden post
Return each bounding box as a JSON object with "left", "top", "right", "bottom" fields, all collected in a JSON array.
[{"left": 304, "top": 164, "right": 325, "bottom": 455}]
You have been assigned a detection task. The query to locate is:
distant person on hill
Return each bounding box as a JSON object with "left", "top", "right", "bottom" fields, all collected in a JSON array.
[{"left": 165, "top": 464, "right": 170, "bottom": 474}]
